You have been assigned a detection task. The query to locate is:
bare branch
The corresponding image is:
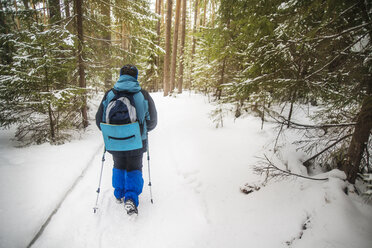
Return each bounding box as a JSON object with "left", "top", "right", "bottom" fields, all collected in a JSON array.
[
  {"left": 265, "top": 107, "right": 355, "bottom": 129},
  {"left": 303, "top": 134, "right": 352, "bottom": 167},
  {"left": 259, "top": 154, "right": 329, "bottom": 181}
]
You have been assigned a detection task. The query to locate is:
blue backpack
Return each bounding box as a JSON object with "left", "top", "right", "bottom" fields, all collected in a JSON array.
[{"left": 100, "top": 91, "right": 143, "bottom": 152}]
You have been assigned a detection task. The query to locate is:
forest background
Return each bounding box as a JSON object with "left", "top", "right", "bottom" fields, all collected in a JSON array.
[{"left": 0, "top": 0, "right": 371, "bottom": 188}]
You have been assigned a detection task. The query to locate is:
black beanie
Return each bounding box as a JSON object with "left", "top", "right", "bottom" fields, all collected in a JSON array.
[{"left": 120, "top": 64, "right": 138, "bottom": 79}]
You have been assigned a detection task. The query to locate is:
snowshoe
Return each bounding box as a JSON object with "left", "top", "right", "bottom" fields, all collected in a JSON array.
[{"left": 124, "top": 199, "right": 138, "bottom": 215}]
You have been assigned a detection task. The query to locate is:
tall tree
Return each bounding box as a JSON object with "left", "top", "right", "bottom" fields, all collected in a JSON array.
[
  {"left": 64, "top": 0, "right": 70, "bottom": 18},
  {"left": 170, "top": 0, "right": 181, "bottom": 92},
  {"left": 74, "top": 0, "right": 88, "bottom": 128},
  {"left": 163, "top": 0, "right": 173, "bottom": 96},
  {"left": 177, "top": 0, "right": 187, "bottom": 93},
  {"left": 341, "top": 0, "right": 372, "bottom": 183},
  {"left": 156, "top": 0, "right": 163, "bottom": 91},
  {"left": 49, "top": 0, "right": 61, "bottom": 23},
  {"left": 22, "top": 0, "right": 29, "bottom": 9},
  {"left": 191, "top": 0, "right": 199, "bottom": 57},
  {"left": 101, "top": 0, "right": 112, "bottom": 90}
]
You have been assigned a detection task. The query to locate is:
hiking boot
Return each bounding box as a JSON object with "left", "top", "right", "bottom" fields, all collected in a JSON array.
[
  {"left": 115, "top": 197, "right": 124, "bottom": 204},
  {"left": 124, "top": 199, "right": 138, "bottom": 215}
]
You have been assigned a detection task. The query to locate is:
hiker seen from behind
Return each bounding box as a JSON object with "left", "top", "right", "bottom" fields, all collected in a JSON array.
[{"left": 95, "top": 64, "right": 157, "bottom": 215}]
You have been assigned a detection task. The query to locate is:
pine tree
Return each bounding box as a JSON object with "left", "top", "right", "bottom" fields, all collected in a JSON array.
[
  {"left": 177, "top": 0, "right": 187, "bottom": 93},
  {"left": 170, "top": 0, "right": 181, "bottom": 93},
  {"left": 74, "top": 0, "right": 88, "bottom": 128},
  {"left": 163, "top": 0, "right": 173, "bottom": 96},
  {"left": 0, "top": 20, "right": 80, "bottom": 144},
  {"left": 195, "top": 0, "right": 372, "bottom": 182}
]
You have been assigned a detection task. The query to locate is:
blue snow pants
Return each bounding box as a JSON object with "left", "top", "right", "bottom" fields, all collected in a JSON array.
[{"left": 112, "top": 155, "right": 144, "bottom": 207}]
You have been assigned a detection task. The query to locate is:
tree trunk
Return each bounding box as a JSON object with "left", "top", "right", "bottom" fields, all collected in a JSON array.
[
  {"left": 22, "top": 0, "right": 29, "bottom": 9},
  {"left": 0, "top": 1, "right": 7, "bottom": 35},
  {"left": 156, "top": 0, "right": 162, "bottom": 91},
  {"left": 211, "top": 0, "right": 215, "bottom": 27},
  {"left": 13, "top": 0, "right": 20, "bottom": 29},
  {"left": 287, "top": 102, "right": 294, "bottom": 128},
  {"left": 190, "top": 0, "right": 199, "bottom": 86},
  {"left": 48, "top": 103, "right": 55, "bottom": 142},
  {"left": 216, "top": 57, "right": 226, "bottom": 100},
  {"left": 64, "top": 0, "right": 70, "bottom": 18},
  {"left": 203, "top": 0, "right": 207, "bottom": 26},
  {"left": 161, "top": 0, "right": 165, "bottom": 33},
  {"left": 170, "top": 0, "right": 181, "bottom": 92},
  {"left": 49, "top": 0, "right": 61, "bottom": 23},
  {"left": 74, "top": 0, "right": 88, "bottom": 128},
  {"left": 101, "top": 0, "right": 111, "bottom": 90},
  {"left": 342, "top": 96, "right": 372, "bottom": 183},
  {"left": 44, "top": 63, "right": 56, "bottom": 142},
  {"left": 191, "top": 0, "right": 198, "bottom": 57},
  {"left": 163, "top": 0, "right": 173, "bottom": 96},
  {"left": 121, "top": 22, "right": 131, "bottom": 61},
  {"left": 287, "top": 91, "right": 296, "bottom": 128},
  {"left": 42, "top": 0, "right": 47, "bottom": 24},
  {"left": 177, "top": 0, "right": 186, "bottom": 94}
]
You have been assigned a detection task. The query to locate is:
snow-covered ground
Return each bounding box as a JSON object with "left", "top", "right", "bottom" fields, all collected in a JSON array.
[{"left": 0, "top": 92, "right": 371, "bottom": 248}]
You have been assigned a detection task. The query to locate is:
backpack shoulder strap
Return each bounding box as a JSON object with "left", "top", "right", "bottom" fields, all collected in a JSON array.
[
  {"left": 111, "top": 89, "right": 137, "bottom": 106},
  {"left": 102, "top": 89, "right": 116, "bottom": 123},
  {"left": 132, "top": 91, "right": 149, "bottom": 140}
]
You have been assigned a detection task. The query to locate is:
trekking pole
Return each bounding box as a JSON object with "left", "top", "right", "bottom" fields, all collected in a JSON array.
[
  {"left": 93, "top": 148, "right": 106, "bottom": 213},
  {"left": 147, "top": 134, "right": 154, "bottom": 204}
]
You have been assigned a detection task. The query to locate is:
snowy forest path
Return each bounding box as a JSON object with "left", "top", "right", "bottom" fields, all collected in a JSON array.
[
  {"left": 4, "top": 92, "right": 371, "bottom": 248},
  {"left": 31, "top": 93, "right": 220, "bottom": 247},
  {"left": 29, "top": 92, "right": 268, "bottom": 248},
  {"left": 26, "top": 144, "right": 104, "bottom": 248}
]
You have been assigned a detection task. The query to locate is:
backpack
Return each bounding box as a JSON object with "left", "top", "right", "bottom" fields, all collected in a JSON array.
[
  {"left": 100, "top": 91, "right": 143, "bottom": 152},
  {"left": 106, "top": 92, "right": 137, "bottom": 125}
]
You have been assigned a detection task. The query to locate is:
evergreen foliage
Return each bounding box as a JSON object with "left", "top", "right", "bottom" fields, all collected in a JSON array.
[
  {"left": 194, "top": 0, "right": 371, "bottom": 181},
  {"left": 0, "top": 27, "right": 80, "bottom": 143},
  {"left": 82, "top": 0, "right": 158, "bottom": 91},
  {"left": 0, "top": 0, "right": 370, "bottom": 183},
  {"left": 0, "top": 0, "right": 158, "bottom": 145},
  {"left": 0, "top": 3, "right": 82, "bottom": 145}
]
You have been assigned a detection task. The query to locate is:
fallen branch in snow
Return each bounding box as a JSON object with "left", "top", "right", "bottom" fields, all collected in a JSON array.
[
  {"left": 276, "top": 115, "right": 355, "bottom": 130},
  {"left": 302, "top": 134, "right": 353, "bottom": 167},
  {"left": 263, "top": 107, "right": 356, "bottom": 130},
  {"left": 255, "top": 155, "right": 329, "bottom": 183}
]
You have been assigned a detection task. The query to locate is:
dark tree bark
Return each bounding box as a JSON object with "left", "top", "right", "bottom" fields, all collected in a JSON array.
[
  {"left": 340, "top": 0, "right": 372, "bottom": 183},
  {"left": 211, "top": 0, "right": 215, "bottom": 27},
  {"left": 101, "top": 0, "right": 112, "bottom": 90},
  {"left": 170, "top": 0, "right": 181, "bottom": 92},
  {"left": 64, "top": 0, "right": 70, "bottom": 18},
  {"left": 216, "top": 57, "right": 226, "bottom": 100},
  {"left": 74, "top": 0, "right": 88, "bottom": 128},
  {"left": 156, "top": 0, "right": 162, "bottom": 91},
  {"left": 49, "top": 0, "right": 61, "bottom": 23},
  {"left": 22, "top": 0, "right": 29, "bottom": 9},
  {"left": 202, "top": 0, "right": 206, "bottom": 26},
  {"left": 177, "top": 0, "right": 186, "bottom": 94},
  {"left": 287, "top": 91, "right": 297, "bottom": 128},
  {"left": 342, "top": 96, "right": 372, "bottom": 183},
  {"left": 192, "top": 0, "right": 199, "bottom": 57},
  {"left": 163, "top": 0, "right": 173, "bottom": 96}
]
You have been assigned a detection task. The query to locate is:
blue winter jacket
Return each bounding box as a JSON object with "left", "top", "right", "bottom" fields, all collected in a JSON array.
[{"left": 95, "top": 75, "right": 157, "bottom": 156}]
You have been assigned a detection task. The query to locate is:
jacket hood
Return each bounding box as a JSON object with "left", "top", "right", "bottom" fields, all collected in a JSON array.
[{"left": 113, "top": 74, "right": 141, "bottom": 93}]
